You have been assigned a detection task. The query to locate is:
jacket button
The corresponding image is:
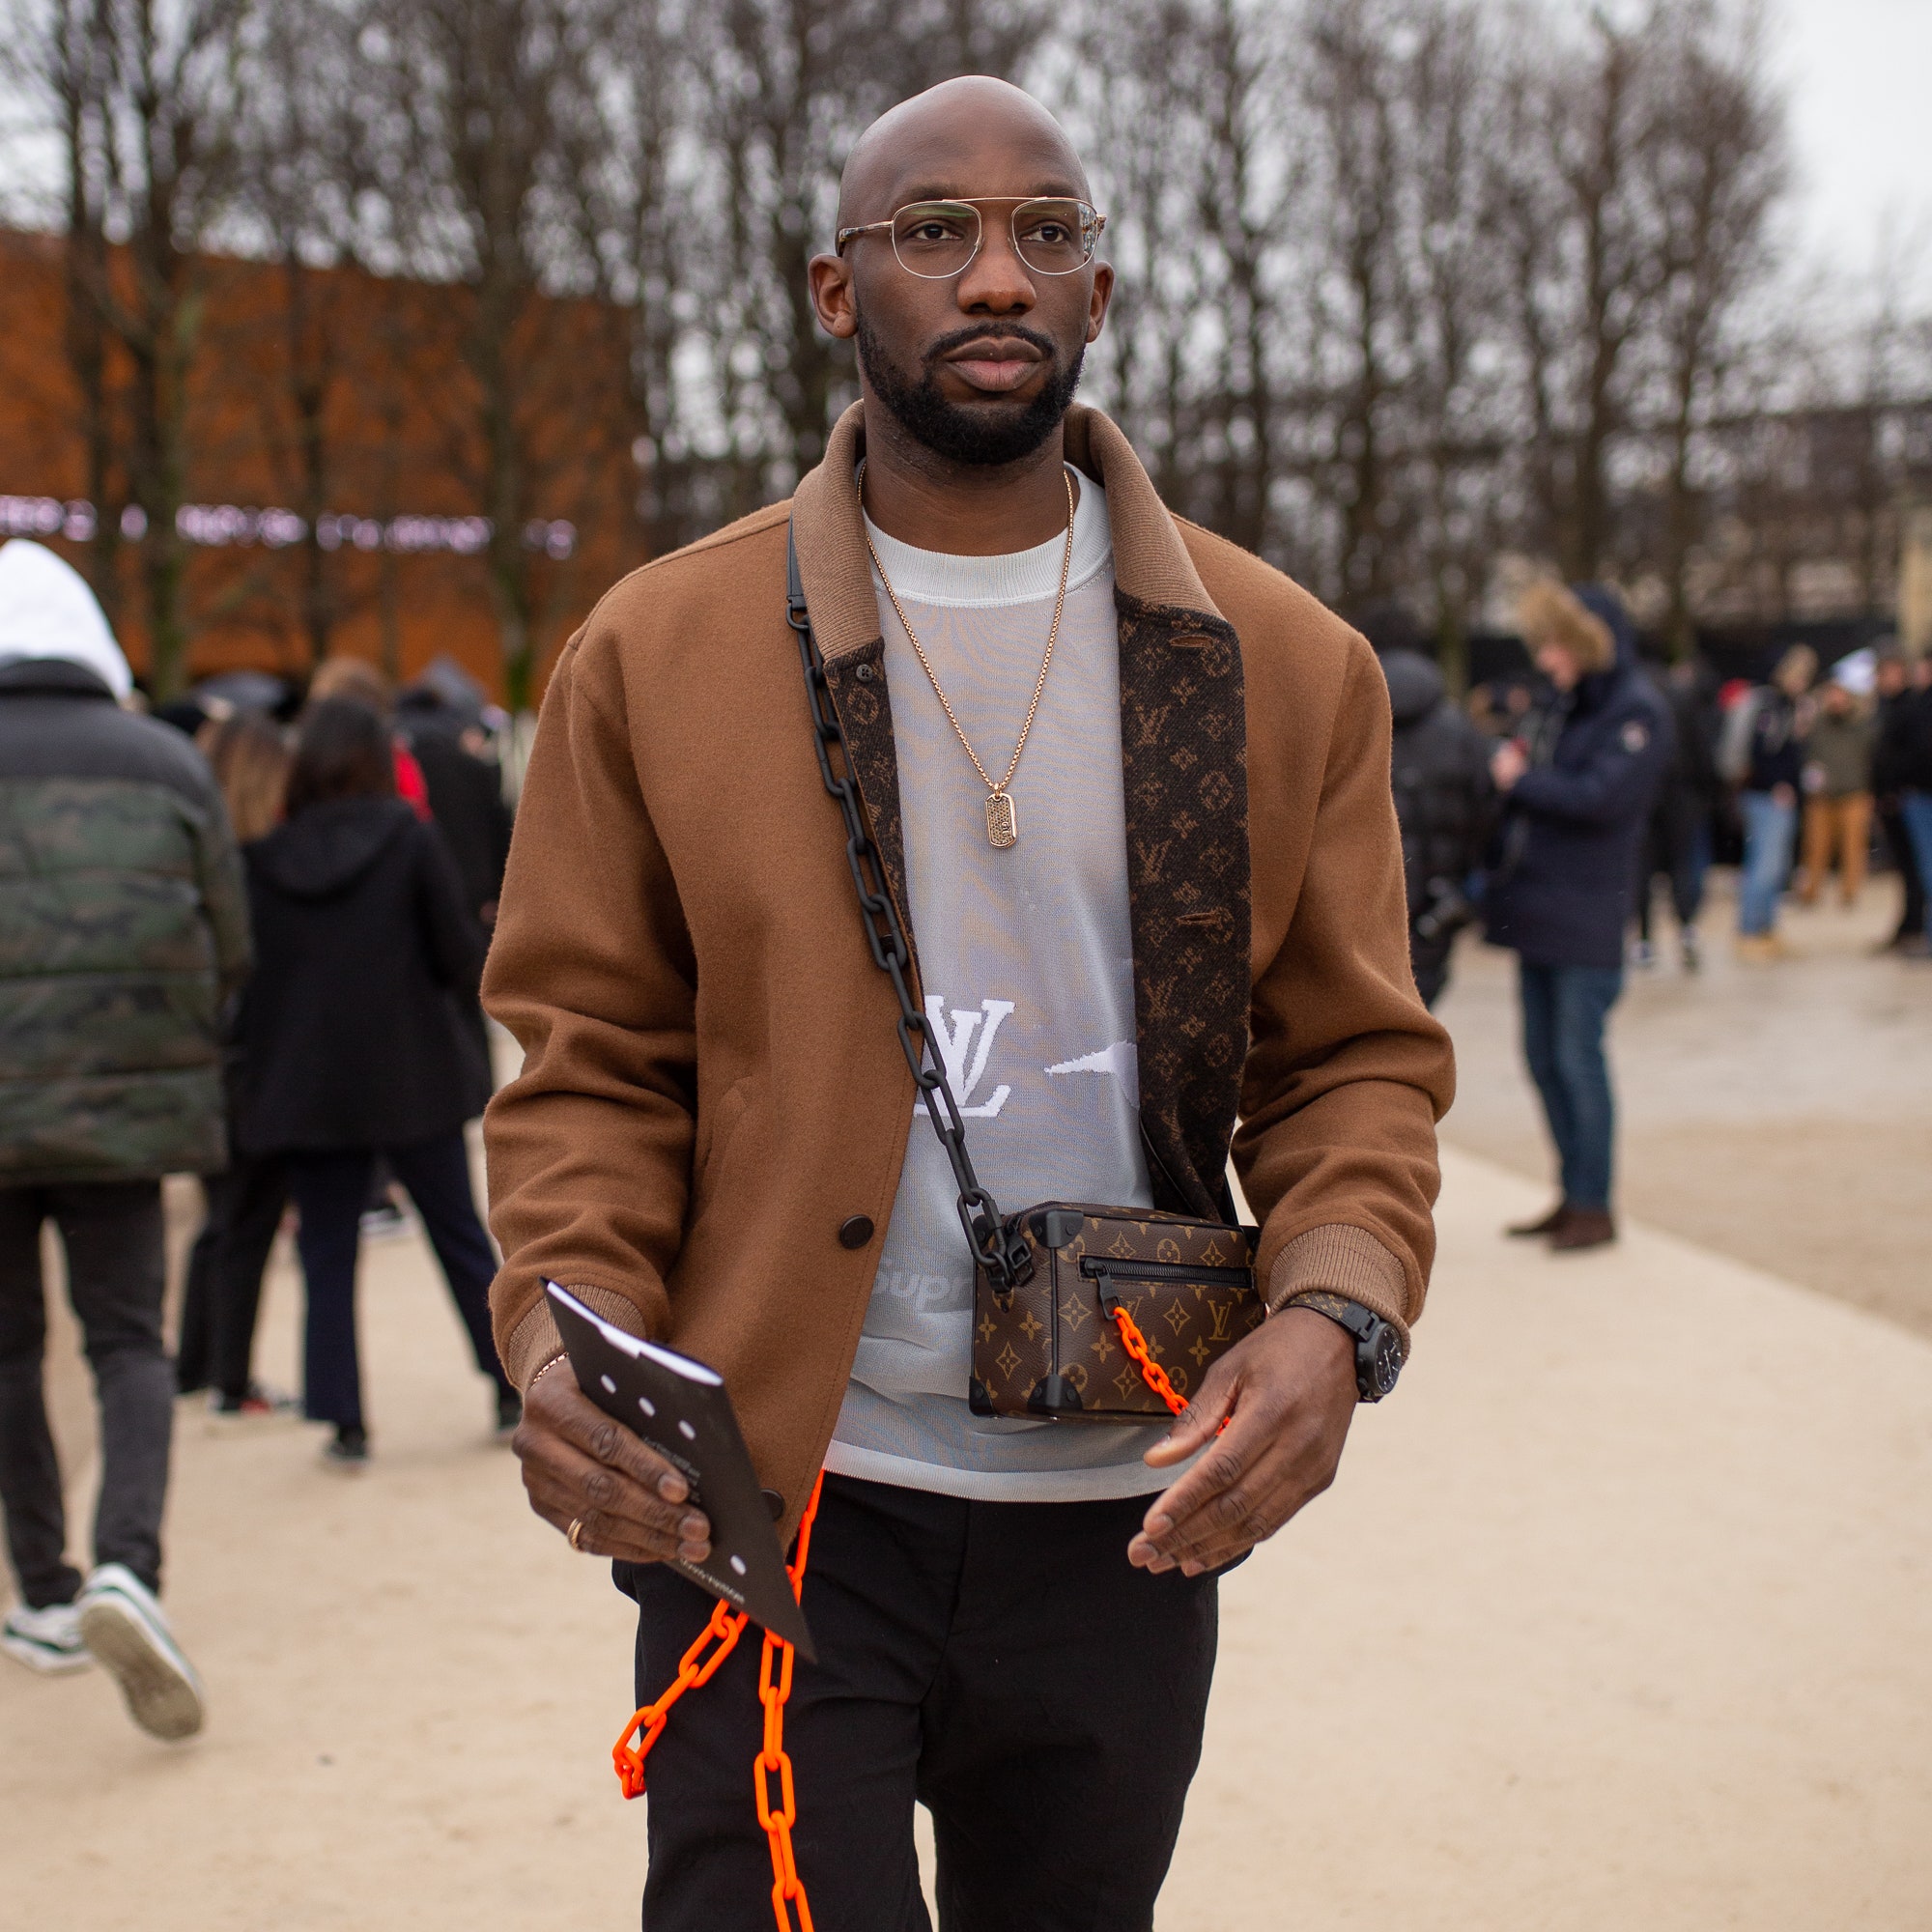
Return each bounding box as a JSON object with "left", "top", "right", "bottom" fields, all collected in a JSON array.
[
  {"left": 761, "top": 1488, "right": 785, "bottom": 1520},
  {"left": 838, "top": 1214, "right": 875, "bottom": 1249}
]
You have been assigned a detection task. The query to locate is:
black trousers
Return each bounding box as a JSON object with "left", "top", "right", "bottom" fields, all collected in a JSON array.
[
  {"left": 618, "top": 1473, "right": 1220, "bottom": 1932},
  {"left": 0, "top": 1181, "right": 173, "bottom": 1605},
  {"left": 284, "top": 1131, "right": 510, "bottom": 1431},
  {"left": 175, "top": 1153, "right": 288, "bottom": 1402}
]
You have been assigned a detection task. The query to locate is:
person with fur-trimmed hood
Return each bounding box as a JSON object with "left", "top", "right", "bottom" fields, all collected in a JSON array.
[{"left": 1484, "top": 581, "right": 1671, "bottom": 1252}]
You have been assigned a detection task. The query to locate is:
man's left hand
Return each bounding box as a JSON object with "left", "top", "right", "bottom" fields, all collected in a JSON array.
[{"left": 1129, "top": 1307, "right": 1359, "bottom": 1576}]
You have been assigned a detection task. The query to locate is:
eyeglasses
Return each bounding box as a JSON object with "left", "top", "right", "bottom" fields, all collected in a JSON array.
[{"left": 836, "top": 196, "right": 1106, "bottom": 279}]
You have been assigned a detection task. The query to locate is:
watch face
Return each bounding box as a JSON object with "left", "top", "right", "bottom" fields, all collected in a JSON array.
[{"left": 1368, "top": 1327, "right": 1403, "bottom": 1397}]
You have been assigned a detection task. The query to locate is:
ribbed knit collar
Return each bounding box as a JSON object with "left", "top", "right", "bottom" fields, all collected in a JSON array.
[{"left": 860, "top": 466, "right": 1111, "bottom": 608}]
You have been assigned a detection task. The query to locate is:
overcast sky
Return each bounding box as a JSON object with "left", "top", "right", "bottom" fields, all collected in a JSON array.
[{"left": 1776, "top": 0, "right": 1932, "bottom": 287}]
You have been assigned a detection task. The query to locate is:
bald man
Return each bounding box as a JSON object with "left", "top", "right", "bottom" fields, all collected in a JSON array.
[{"left": 485, "top": 76, "right": 1451, "bottom": 1930}]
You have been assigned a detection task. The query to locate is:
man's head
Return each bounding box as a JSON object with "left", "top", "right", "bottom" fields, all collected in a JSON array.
[
  {"left": 1517, "top": 580, "right": 1614, "bottom": 695},
  {"left": 810, "top": 78, "right": 1112, "bottom": 470},
  {"left": 1773, "top": 644, "right": 1817, "bottom": 697}
]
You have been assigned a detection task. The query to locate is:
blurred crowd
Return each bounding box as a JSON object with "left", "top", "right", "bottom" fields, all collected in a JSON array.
[
  {"left": 0, "top": 538, "right": 517, "bottom": 1737},
  {"left": 1370, "top": 581, "right": 1929, "bottom": 1256}
]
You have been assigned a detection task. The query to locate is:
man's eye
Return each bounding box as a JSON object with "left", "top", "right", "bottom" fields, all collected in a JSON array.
[{"left": 1025, "top": 222, "right": 1069, "bottom": 244}]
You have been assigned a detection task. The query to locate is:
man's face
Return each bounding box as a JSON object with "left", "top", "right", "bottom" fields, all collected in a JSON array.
[
  {"left": 811, "top": 108, "right": 1112, "bottom": 469},
  {"left": 1533, "top": 640, "right": 1580, "bottom": 692}
]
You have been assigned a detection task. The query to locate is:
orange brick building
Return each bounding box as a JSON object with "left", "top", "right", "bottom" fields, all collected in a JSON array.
[{"left": 0, "top": 229, "right": 643, "bottom": 704}]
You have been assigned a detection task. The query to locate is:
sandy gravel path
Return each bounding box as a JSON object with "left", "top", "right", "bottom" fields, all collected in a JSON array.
[{"left": 4, "top": 1137, "right": 1927, "bottom": 1928}]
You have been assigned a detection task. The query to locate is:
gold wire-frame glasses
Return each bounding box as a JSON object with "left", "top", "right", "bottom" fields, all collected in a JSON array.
[{"left": 835, "top": 196, "right": 1106, "bottom": 279}]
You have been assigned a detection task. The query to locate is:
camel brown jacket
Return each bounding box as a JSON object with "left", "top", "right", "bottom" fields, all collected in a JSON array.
[{"left": 482, "top": 403, "right": 1454, "bottom": 1543}]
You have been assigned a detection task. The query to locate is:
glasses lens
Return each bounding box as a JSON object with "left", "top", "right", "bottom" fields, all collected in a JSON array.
[
  {"left": 892, "top": 202, "right": 980, "bottom": 278},
  {"left": 1013, "top": 200, "right": 1096, "bottom": 274}
]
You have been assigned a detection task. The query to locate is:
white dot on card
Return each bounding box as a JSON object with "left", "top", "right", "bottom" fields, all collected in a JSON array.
[
  {"left": 729, "top": 1555, "right": 747, "bottom": 1576},
  {"left": 599, "top": 1375, "right": 616, "bottom": 1394},
  {"left": 637, "top": 1396, "right": 656, "bottom": 1417},
  {"left": 677, "top": 1419, "right": 696, "bottom": 1440}
]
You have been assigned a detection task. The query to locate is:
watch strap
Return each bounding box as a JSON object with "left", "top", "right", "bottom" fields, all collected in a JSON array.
[{"left": 1276, "top": 1288, "right": 1377, "bottom": 1336}]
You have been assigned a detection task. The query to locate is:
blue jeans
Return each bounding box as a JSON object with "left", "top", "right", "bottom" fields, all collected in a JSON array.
[
  {"left": 1901, "top": 793, "right": 1932, "bottom": 921},
  {"left": 1519, "top": 963, "right": 1623, "bottom": 1212},
  {"left": 1738, "top": 790, "right": 1797, "bottom": 935}
]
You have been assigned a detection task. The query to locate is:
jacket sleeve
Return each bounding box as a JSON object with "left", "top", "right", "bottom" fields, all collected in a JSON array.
[
  {"left": 1233, "top": 634, "right": 1456, "bottom": 1348},
  {"left": 1510, "top": 697, "right": 1672, "bottom": 829},
  {"left": 414, "top": 821, "right": 488, "bottom": 996},
  {"left": 480, "top": 635, "right": 697, "bottom": 1391}
]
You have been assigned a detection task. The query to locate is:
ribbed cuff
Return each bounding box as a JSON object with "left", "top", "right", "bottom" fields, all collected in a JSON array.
[
  {"left": 502, "top": 1280, "right": 651, "bottom": 1393},
  {"left": 1264, "top": 1226, "right": 1410, "bottom": 1347}
]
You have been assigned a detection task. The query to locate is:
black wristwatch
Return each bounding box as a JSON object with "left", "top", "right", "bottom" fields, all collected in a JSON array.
[{"left": 1281, "top": 1292, "right": 1405, "bottom": 1403}]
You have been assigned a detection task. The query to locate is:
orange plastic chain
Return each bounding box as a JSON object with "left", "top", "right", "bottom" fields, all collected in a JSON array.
[
  {"left": 1109, "top": 1304, "right": 1190, "bottom": 1415},
  {"left": 1110, "top": 1305, "right": 1230, "bottom": 1434},
  {"left": 611, "top": 1471, "right": 826, "bottom": 1932}
]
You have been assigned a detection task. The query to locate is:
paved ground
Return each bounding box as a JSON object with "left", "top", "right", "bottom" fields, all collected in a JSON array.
[{"left": 4, "top": 893, "right": 1930, "bottom": 1928}]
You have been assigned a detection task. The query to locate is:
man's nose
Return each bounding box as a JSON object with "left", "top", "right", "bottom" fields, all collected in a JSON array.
[{"left": 954, "top": 213, "right": 1037, "bottom": 313}]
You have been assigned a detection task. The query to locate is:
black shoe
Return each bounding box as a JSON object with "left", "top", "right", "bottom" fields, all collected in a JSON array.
[
  {"left": 495, "top": 1389, "right": 522, "bottom": 1440},
  {"left": 323, "top": 1425, "right": 369, "bottom": 1468}
]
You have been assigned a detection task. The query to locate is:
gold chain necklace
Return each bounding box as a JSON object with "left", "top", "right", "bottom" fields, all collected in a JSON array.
[{"left": 859, "top": 461, "right": 1076, "bottom": 850}]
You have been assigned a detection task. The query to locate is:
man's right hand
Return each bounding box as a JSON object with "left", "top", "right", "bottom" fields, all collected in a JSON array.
[{"left": 513, "top": 1360, "right": 713, "bottom": 1564}]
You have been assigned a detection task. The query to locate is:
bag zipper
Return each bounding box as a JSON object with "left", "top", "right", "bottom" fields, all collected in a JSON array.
[{"left": 1078, "top": 1256, "right": 1252, "bottom": 1288}]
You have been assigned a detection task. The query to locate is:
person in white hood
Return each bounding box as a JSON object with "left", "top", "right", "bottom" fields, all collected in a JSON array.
[
  {"left": 0, "top": 537, "right": 136, "bottom": 698},
  {"left": 0, "top": 540, "right": 249, "bottom": 1740}
]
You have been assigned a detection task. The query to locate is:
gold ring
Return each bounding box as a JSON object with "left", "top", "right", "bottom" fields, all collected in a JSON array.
[{"left": 567, "top": 1517, "right": 585, "bottom": 1551}]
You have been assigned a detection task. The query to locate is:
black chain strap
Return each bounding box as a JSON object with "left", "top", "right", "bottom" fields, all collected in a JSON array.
[{"left": 786, "top": 524, "right": 1036, "bottom": 1294}]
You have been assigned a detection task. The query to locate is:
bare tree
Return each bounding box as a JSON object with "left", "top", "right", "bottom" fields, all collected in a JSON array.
[
  {"left": 1639, "top": 0, "right": 1786, "bottom": 652},
  {"left": 360, "top": 0, "right": 634, "bottom": 711},
  {"left": 6, "top": 0, "right": 248, "bottom": 696}
]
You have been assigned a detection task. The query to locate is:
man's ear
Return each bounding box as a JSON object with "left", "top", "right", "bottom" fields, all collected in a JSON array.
[
  {"left": 1086, "top": 262, "right": 1115, "bottom": 345},
  {"left": 809, "top": 255, "right": 858, "bottom": 340}
]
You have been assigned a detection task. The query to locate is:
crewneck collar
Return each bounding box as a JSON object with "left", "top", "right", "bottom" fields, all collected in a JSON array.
[{"left": 861, "top": 466, "right": 1112, "bottom": 609}]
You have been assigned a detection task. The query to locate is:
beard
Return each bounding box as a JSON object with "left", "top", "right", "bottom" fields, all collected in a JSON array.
[{"left": 855, "top": 311, "right": 1086, "bottom": 468}]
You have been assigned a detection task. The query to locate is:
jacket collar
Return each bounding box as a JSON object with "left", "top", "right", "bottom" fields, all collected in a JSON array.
[
  {"left": 789, "top": 402, "right": 1251, "bottom": 1224},
  {"left": 0, "top": 658, "right": 117, "bottom": 701},
  {"left": 788, "top": 402, "right": 1227, "bottom": 660}
]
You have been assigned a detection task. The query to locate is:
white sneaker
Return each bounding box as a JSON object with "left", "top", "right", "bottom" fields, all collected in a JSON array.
[
  {"left": 1, "top": 1601, "right": 92, "bottom": 1675},
  {"left": 76, "top": 1564, "right": 205, "bottom": 1740}
]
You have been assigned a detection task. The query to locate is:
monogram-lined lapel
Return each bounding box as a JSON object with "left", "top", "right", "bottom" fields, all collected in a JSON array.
[
  {"left": 790, "top": 405, "right": 1253, "bottom": 1218},
  {"left": 1065, "top": 411, "right": 1253, "bottom": 1220}
]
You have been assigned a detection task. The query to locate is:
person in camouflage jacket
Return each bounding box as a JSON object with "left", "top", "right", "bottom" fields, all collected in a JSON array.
[{"left": 0, "top": 539, "right": 247, "bottom": 1739}]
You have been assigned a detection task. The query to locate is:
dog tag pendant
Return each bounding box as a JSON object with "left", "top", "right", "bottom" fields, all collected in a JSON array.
[{"left": 984, "top": 790, "right": 1018, "bottom": 849}]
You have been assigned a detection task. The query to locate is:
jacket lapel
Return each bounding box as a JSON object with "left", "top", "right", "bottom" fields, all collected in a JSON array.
[
  {"left": 790, "top": 404, "right": 1253, "bottom": 1220},
  {"left": 1065, "top": 411, "right": 1253, "bottom": 1218},
  {"left": 789, "top": 410, "right": 914, "bottom": 950}
]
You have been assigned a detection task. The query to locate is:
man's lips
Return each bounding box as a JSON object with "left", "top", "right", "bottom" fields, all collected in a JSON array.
[{"left": 943, "top": 339, "right": 1045, "bottom": 394}]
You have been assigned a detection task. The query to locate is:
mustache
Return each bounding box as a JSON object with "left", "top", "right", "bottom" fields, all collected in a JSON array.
[{"left": 923, "top": 321, "right": 1058, "bottom": 365}]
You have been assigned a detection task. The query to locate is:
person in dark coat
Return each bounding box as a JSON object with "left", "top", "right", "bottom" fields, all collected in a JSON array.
[
  {"left": 396, "top": 679, "right": 513, "bottom": 931},
  {"left": 1485, "top": 580, "right": 1671, "bottom": 1252},
  {"left": 1893, "top": 653, "right": 1932, "bottom": 957},
  {"left": 0, "top": 539, "right": 246, "bottom": 1735},
  {"left": 1717, "top": 644, "right": 1815, "bottom": 959},
  {"left": 1872, "top": 650, "right": 1928, "bottom": 952},
  {"left": 1379, "top": 647, "right": 1496, "bottom": 1007},
  {"left": 175, "top": 711, "right": 296, "bottom": 1415},
  {"left": 1633, "top": 658, "right": 1719, "bottom": 971},
  {"left": 232, "top": 699, "right": 515, "bottom": 1463}
]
